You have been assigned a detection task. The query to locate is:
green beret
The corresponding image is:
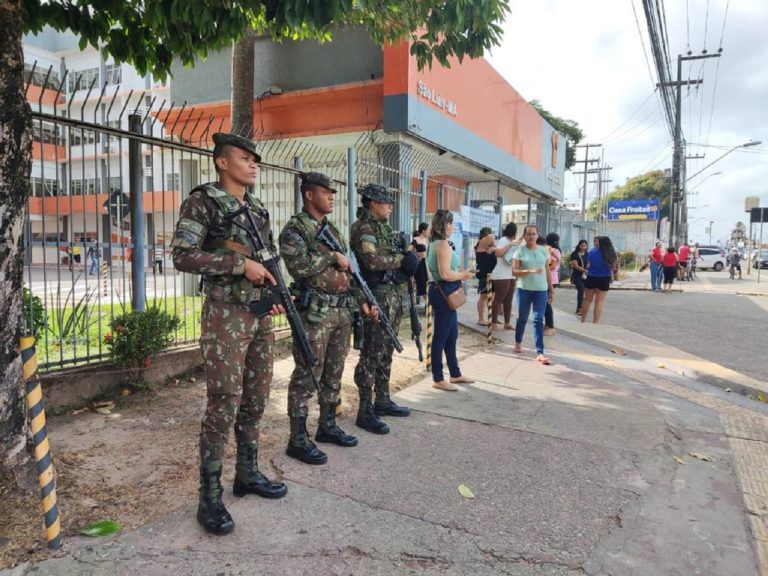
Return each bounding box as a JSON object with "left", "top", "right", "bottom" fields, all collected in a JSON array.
[{"left": 212, "top": 133, "right": 262, "bottom": 163}]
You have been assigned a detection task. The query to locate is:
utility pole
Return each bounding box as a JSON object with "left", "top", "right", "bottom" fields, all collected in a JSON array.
[
  {"left": 659, "top": 52, "right": 720, "bottom": 247},
  {"left": 589, "top": 165, "right": 612, "bottom": 222},
  {"left": 573, "top": 144, "right": 602, "bottom": 219}
]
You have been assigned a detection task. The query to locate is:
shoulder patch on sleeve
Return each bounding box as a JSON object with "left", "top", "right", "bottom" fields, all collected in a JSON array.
[{"left": 279, "top": 230, "right": 306, "bottom": 258}]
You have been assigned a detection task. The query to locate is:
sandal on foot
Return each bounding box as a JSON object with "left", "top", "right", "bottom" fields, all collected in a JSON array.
[
  {"left": 432, "top": 380, "right": 459, "bottom": 392},
  {"left": 450, "top": 375, "right": 474, "bottom": 384},
  {"left": 504, "top": 324, "right": 515, "bottom": 330},
  {"left": 513, "top": 344, "right": 523, "bottom": 354},
  {"left": 536, "top": 354, "right": 551, "bottom": 365}
]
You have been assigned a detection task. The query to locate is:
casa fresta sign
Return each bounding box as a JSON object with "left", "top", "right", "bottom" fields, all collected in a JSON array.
[{"left": 606, "top": 199, "right": 660, "bottom": 221}]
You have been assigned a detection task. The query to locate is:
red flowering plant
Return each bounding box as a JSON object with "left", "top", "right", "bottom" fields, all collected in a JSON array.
[{"left": 104, "top": 307, "right": 182, "bottom": 387}]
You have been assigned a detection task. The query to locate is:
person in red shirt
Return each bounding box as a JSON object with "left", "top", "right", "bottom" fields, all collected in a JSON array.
[
  {"left": 677, "top": 243, "right": 691, "bottom": 281},
  {"left": 649, "top": 241, "right": 664, "bottom": 291},
  {"left": 662, "top": 247, "right": 679, "bottom": 292}
]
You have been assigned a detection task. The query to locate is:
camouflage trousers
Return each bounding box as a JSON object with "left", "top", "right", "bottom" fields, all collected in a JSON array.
[
  {"left": 354, "top": 288, "right": 403, "bottom": 405},
  {"left": 288, "top": 306, "right": 352, "bottom": 418},
  {"left": 199, "top": 299, "right": 274, "bottom": 462}
]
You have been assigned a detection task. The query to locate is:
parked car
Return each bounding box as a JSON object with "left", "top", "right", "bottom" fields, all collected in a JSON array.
[
  {"left": 752, "top": 251, "right": 768, "bottom": 270},
  {"left": 697, "top": 246, "right": 726, "bottom": 271}
]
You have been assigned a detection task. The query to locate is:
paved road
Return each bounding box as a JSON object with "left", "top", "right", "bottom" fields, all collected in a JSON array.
[{"left": 553, "top": 286, "right": 768, "bottom": 385}]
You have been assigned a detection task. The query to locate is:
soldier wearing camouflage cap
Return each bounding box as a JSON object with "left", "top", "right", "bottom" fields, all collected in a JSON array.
[
  {"left": 279, "top": 172, "right": 378, "bottom": 465},
  {"left": 350, "top": 184, "right": 420, "bottom": 434},
  {"left": 171, "top": 133, "right": 286, "bottom": 536}
]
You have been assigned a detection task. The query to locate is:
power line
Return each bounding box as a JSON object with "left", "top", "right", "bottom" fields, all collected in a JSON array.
[{"left": 599, "top": 89, "right": 657, "bottom": 142}]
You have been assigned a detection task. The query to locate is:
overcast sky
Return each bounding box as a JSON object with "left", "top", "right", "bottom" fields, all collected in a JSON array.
[{"left": 487, "top": 0, "right": 768, "bottom": 245}]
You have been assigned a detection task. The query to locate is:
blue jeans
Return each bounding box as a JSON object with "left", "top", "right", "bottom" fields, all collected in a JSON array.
[
  {"left": 515, "top": 289, "right": 548, "bottom": 354},
  {"left": 650, "top": 262, "right": 662, "bottom": 291},
  {"left": 428, "top": 284, "right": 462, "bottom": 382},
  {"left": 89, "top": 256, "right": 99, "bottom": 275}
]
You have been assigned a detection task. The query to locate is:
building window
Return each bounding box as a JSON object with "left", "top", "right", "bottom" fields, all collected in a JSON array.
[
  {"left": 165, "top": 173, "right": 180, "bottom": 191},
  {"left": 145, "top": 176, "right": 154, "bottom": 191},
  {"left": 30, "top": 232, "right": 64, "bottom": 243},
  {"left": 32, "top": 121, "right": 66, "bottom": 146},
  {"left": 30, "top": 177, "right": 60, "bottom": 197},
  {"left": 71, "top": 178, "right": 98, "bottom": 196},
  {"left": 24, "top": 63, "right": 61, "bottom": 90},
  {"left": 69, "top": 128, "right": 97, "bottom": 146},
  {"left": 68, "top": 67, "right": 99, "bottom": 93},
  {"left": 104, "top": 64, "right": 122, "bottom": 85}
]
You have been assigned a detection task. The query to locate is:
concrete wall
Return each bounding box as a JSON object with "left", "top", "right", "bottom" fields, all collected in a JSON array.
[{"left": 171, "top": 26, "right": 382, "bottom": 105}]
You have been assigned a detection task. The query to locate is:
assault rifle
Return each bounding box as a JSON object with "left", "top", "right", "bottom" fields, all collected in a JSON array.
[
  {"left": 226, "top": 205, "right": 319, "bottom": 392},
  {"left": 405, "top": 276, "right": 423, "bottom": 362},
  {"left": 315, "top": 223, "right": 403, "bottom": 354}
]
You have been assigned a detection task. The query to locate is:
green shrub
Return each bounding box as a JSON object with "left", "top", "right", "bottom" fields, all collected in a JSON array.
[
  {"left": 105, "top": 307, "right": 182, "bottom": 387},
  {"left": 619, "top": 250, "right": 636, "bottom": 268},
  {"left": 23, "top": 288, "right": 47, "bottom": 340}
]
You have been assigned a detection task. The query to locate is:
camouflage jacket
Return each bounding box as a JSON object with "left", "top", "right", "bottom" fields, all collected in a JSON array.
[
  {"left": 350, "top": 207, "right": 404, "bottom": 287},
  {"left": 279, "top": 210, "right": 351, "bottom": 295},
  {"left": 171, "top": 182, "right": 273, "bottom": 302}
]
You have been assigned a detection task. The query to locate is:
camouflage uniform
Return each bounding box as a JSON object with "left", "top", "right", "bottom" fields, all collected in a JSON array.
[
  {"left": 171, "top": 133, "right": 286, "bottom": 536},
  {"left": 279, "top": 188, "right": 359, "bottom": 463},
  {"left": 350, "top": 185, "right": 414, "bottom": 434}
]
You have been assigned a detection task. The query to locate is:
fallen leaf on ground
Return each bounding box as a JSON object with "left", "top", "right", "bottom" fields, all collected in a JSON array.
[
  {"left": 657, "top": 363, "right": 666, "bottom": 369},
  {"left": 121, "top": 389, "right": 132, "bottom": 397},
  {"left": 189, "top": 377, "right": 197, "bottom": 383},
  {"left": 724, "top": 388, "right": 732, "bottom": 393},
  {"left": 94, "top": 407, "right": 112, "bottom": 415},
  {"left": 81, "top": 519, "right": 122, "bottom": 537},
  {"left": 92, "top": 400, "right": 115, "bottom": 409},
  {"left": 673, "top": 456, "right": 685, "bottom": 465},
  {"left": 688, "top": 452, "right": 714, "bottom": 462},
  {"left": 458, "top": 484, "right": 475, "bottom": 499},
  {"left": 677, "top": 370, "right": 685, "bottom": 376},
  {"left": 609, "top": 348, "right": 626, "bottom": 356}
]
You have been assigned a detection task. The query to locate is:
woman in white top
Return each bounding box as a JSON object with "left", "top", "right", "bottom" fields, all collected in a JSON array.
[{"left": 490, "top": 222, "right": 518, "bottom": 330}]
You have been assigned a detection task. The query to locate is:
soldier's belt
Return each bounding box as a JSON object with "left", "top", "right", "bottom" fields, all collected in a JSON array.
[
  {"left": 202, "top": 239, "right": 252, "bottom": 258},
  {"left": 204, "top": 283, "right": 264, "bottom": 303},
  {"left": 307, "top": 291, "right": 350, "bottom": 308}
]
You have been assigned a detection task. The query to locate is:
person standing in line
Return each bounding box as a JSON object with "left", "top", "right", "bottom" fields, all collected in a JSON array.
[
  {"left": 426, "top": 209, "right": 474, "bottom": 391},
  {"left": 490, "top": 222, "right": 518, "bottom": 330},
  {"left": 581, "top": 236, "right": 618, "bottom": 323},
  {"left": 72, "top": 243, "right": 82, "bottom": 269},
  {"left": 474, "top": 227, "right": 497, "bottom": 326},
  {"left": 350, "top": 184, "right": 420, "bottom": 435},
  {"left": 543, "top": 232, "right": 561, "bottom": 336},
  {"left": 662, "top": 246, "right": 679, "bottom": 291},
  {"left": 649, "top": 241, "right": 664, "bottom": 292},
  {"left": 279, "top": 172, "right": 378, "bottom": 465},
  {"left": 511, "top": 225, "right": 554, "bottom": 365},
  {"left": 87, "top": 244, "right": 100, "bottom": 275},
  {"left": 171, "top": 133, "right": 287, "bottom": 536},
  {"left": 153, "top": 244, "right": 165, "bottom": 275},
  {"left": 569, "top": 240, "right": 589, "bottom": 315},
  {"left": 411, "top": 222, "right": 429, "bottom": 306},
  {"left": 677, "top": 242, "right": 690, "bottom": 281}
]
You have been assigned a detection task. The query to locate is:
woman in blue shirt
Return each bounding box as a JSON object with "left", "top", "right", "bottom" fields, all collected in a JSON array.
[
  {"left": 581, "top": 236, "right": 618, "bottom": 324},
  {"left": 427, "top": 210, "right": 473, "bottom": 391},
  {"left": 511, "top": 225, "right": 554, "bottom": 365}
]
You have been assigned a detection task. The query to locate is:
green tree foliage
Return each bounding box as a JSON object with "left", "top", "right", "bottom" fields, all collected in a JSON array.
[
  {"left": 589, "top": 170, "right": 671, "bottom": 220},
  {"left": 529, "top": 100, "right": 583, "bottom": 171},
  {"left": 22, "top": 0, "right": 510, "bottom": 79}
]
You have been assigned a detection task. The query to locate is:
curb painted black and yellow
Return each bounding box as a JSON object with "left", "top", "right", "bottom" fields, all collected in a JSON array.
[
  {"left": 425, "top": 298, "right": 432, "bottom": 372},
  {"left": 20, "top": 335, "right": 62, "bottom": 550},
  {"left": 486, "top": 273, "right": 494, "bottom": 343}
]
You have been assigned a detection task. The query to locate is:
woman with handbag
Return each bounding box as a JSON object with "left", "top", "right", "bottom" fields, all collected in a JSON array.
[
  {"left": 569, "top": 239, "right": 589, "bottom": 315},
  {"left": 426, "top": 210, "right": 474, "bottom": 392},
  {"left": 511, "top": 225, "right": 554, "bottom": 365}
]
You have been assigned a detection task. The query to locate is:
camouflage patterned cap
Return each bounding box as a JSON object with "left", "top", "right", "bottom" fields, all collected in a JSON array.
[
  {"left": 359, "top": 183, "right": 394, "bottom": 204},
  {"left": 300, "top": 172, "right": 337, "bottom": 194},
  {"left": 212, "top": 133, "right": 262, "bottom": 163}
]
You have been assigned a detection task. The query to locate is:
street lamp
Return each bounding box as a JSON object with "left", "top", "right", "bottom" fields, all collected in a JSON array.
[
  {"left": 709, "top": 220, "right": 714, "bottom": 245},
  {"left": 686, "top": 141, "right": 762, "bottom": 183},
  {"left": 687, "top": 172, "right": 722, "bottom": 197}
]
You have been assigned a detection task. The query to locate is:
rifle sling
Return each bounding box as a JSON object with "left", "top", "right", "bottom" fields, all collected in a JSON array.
[{"left": 202, "top": 239, "right": 253, "bottom": 258}]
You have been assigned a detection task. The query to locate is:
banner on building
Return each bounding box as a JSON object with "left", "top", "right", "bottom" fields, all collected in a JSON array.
[
  {"left": 606, "top": 199, "right": 660, "bottom": 221},
  {"left": 459, "top": 206, "right": 498, "bottom": 237}
]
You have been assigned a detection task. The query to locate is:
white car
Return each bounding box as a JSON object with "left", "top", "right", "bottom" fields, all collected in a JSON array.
[{"left": 696, "top": 246, "right": 726, "bottom": 271}]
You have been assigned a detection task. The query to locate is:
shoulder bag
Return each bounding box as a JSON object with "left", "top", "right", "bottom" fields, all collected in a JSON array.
[{"left": 435, "top": 280, "right": 467, "bottom": 310}]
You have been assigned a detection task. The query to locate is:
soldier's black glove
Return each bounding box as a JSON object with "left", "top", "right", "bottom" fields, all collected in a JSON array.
[{"left": 400, "top": 252, "right": 420, "bottom": 277}]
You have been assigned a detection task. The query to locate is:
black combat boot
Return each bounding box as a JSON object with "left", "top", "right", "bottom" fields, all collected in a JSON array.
[
  {"left": 374, "top": 399, "right": 411, "bottom": 417},
  {"left": 355, "top": 400, "right": 390, "bottom": 435},
  {"left": 233, "top": 443, "right": 288, "bottom": 499},
  {"left": 374, "top": 381, "right": 411, "bottom": 417},
  {"left": 315, "top": 403, "right": 358, "bottom": 447},
  {"left": 197, "top": 459, "right": 235, "bottom": 535},
  {"left": 286, "top": 415, "right": 328, "bottom": 465}
]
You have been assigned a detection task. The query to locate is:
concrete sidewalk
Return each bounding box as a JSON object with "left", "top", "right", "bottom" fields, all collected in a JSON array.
[
  {"left": 614, "top": 268, "right": 768, "bottom": 296},
  {"left": 6, "top": 297, "right": 768, "bottom": 575}
]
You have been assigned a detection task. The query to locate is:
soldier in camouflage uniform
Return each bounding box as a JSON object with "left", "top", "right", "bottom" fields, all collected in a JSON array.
[
  {"left": 350, "top": 184, "right": 420, "bottom": 434},
  {"left": 279, "top": 172, "right": 377, "bottom": 464},
  {"left": 172, "top": 133, "right": 287, "bottom": 536}
]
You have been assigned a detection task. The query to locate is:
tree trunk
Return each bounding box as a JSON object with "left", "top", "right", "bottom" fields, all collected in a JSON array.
[
  {"left": 0, "top": 0, "right": 33, "bottom": 475},
  {"left": 230, "top": 29, "right": 256, "bottom": 137}
]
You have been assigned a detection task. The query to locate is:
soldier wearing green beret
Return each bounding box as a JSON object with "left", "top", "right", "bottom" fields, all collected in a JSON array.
[
  {"left": 279, "top": 172, "right": 378, "bottom": 465},
  {"left": 350, "top": 184, "right": 420, "bottom": 434},
  {"left": 171, "top": 133, "right": 287, "bottom": 536}
]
